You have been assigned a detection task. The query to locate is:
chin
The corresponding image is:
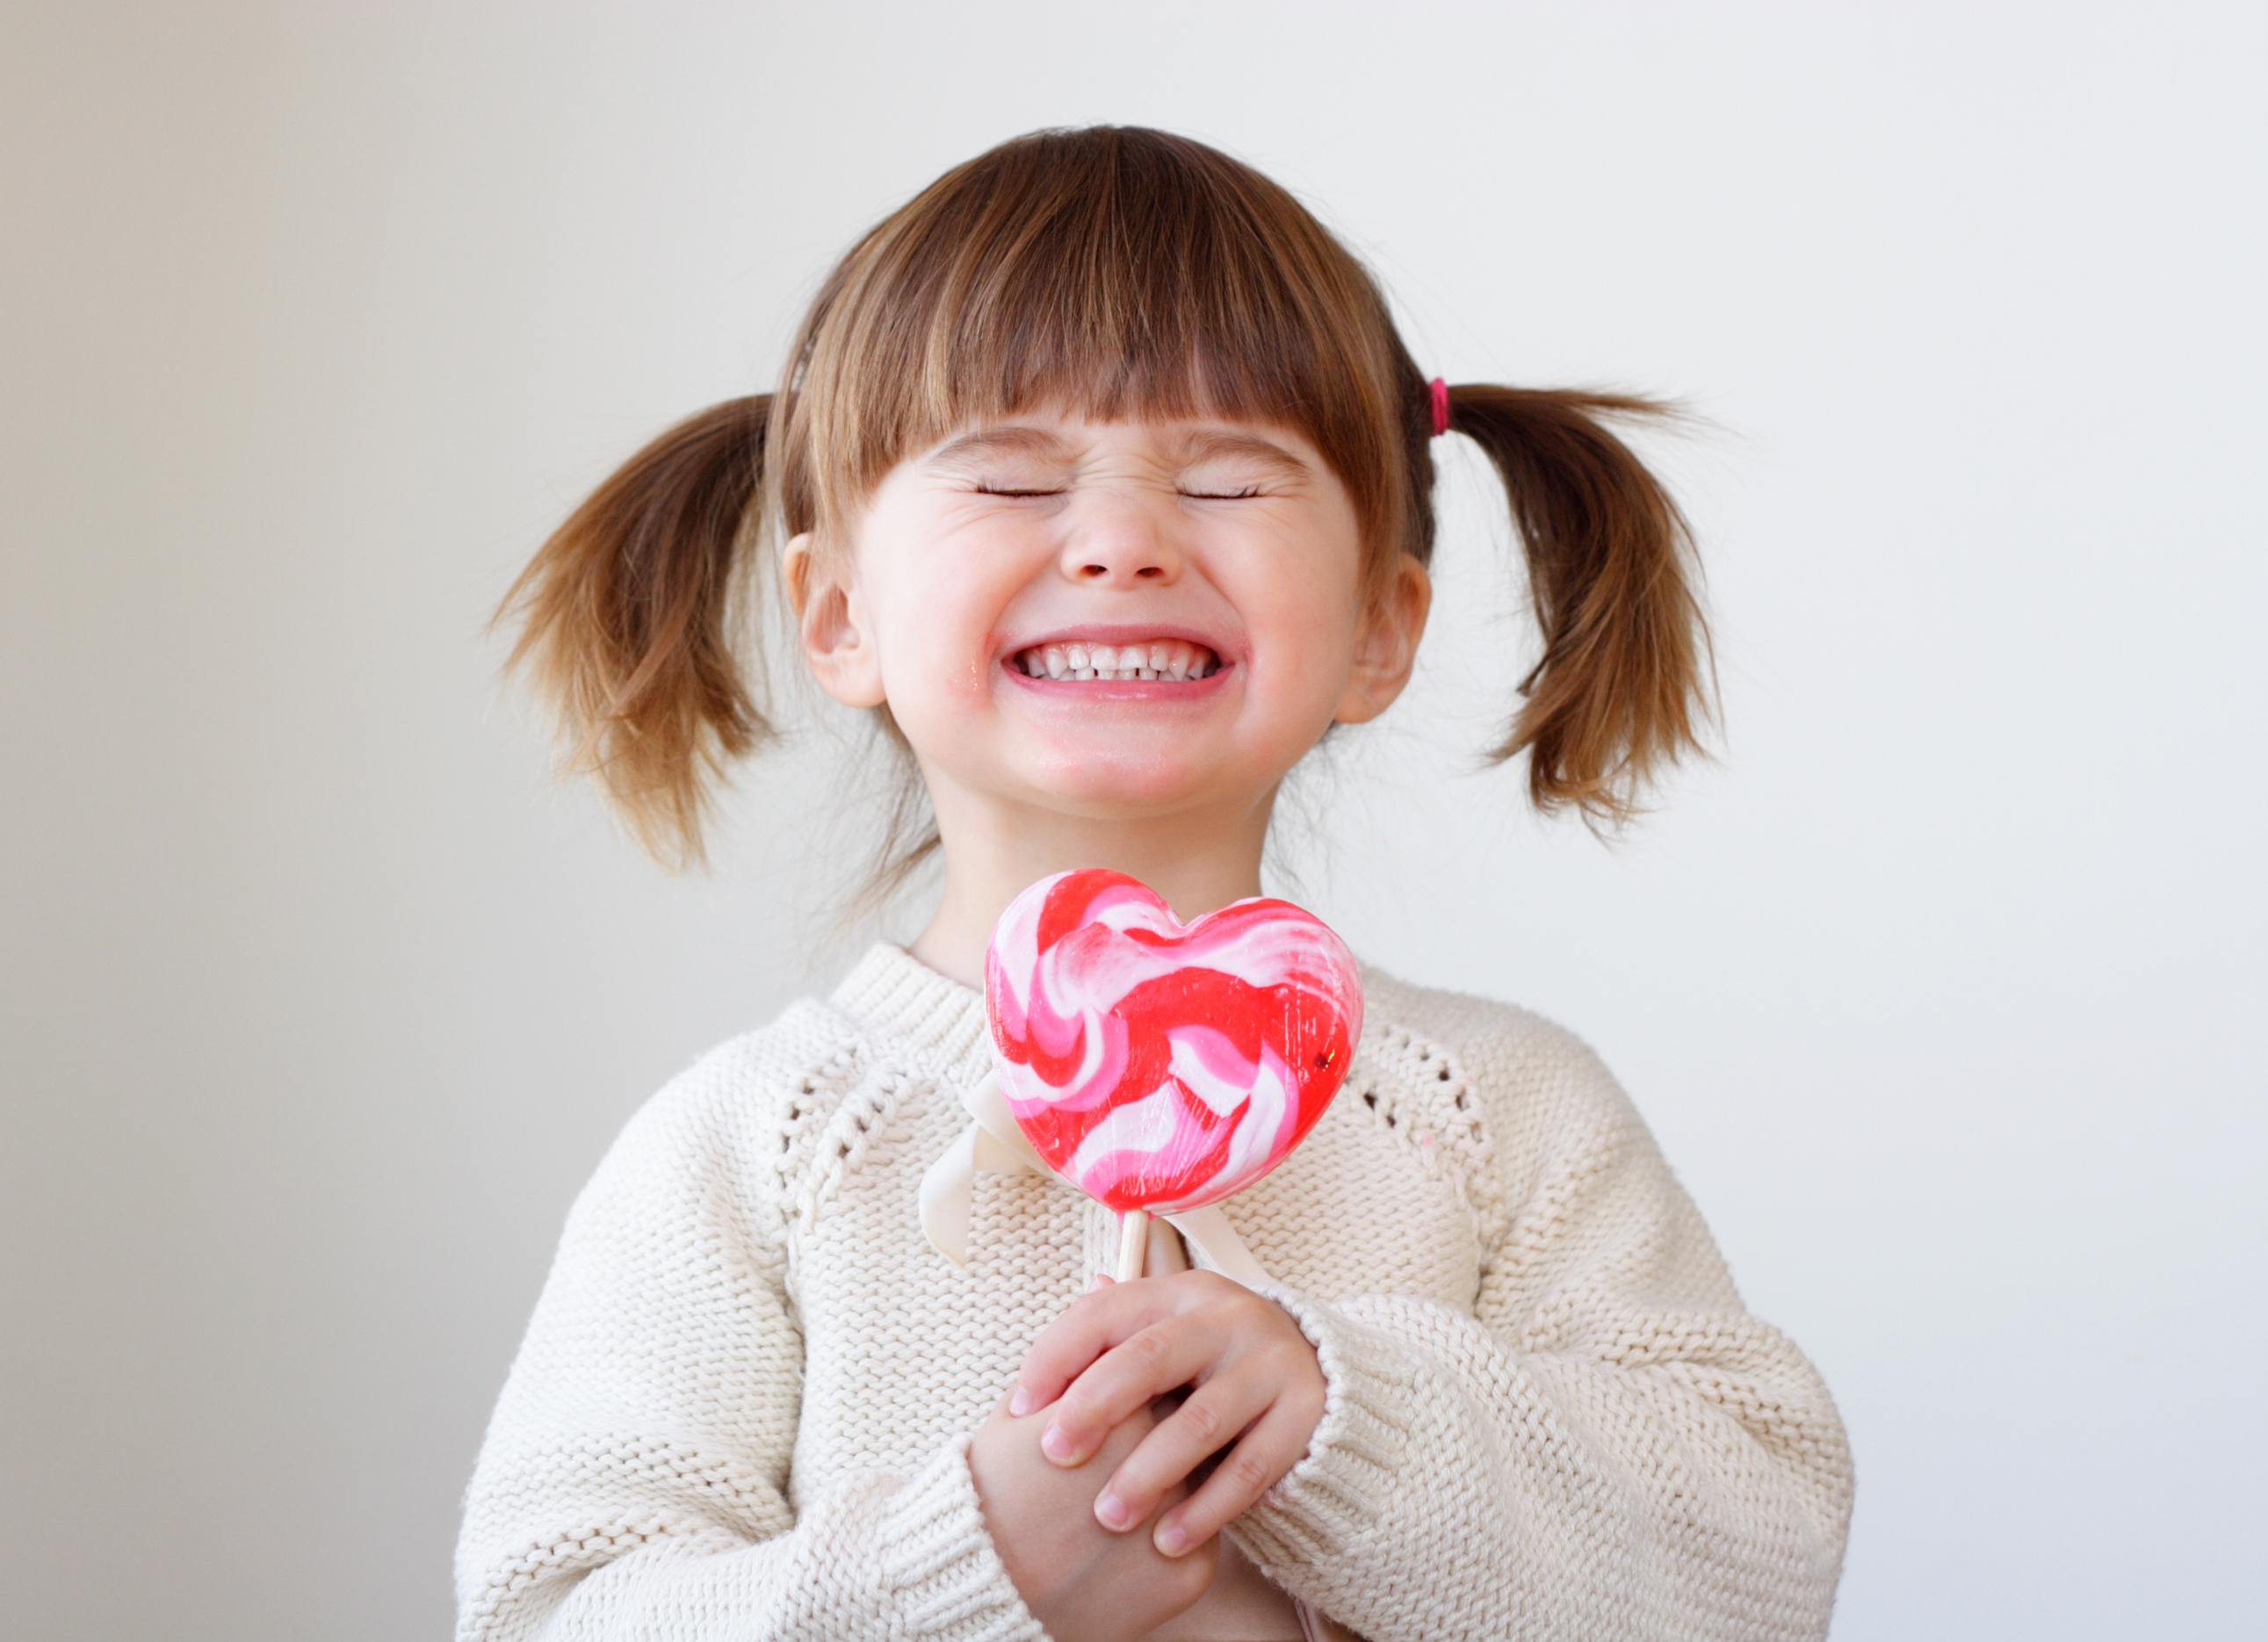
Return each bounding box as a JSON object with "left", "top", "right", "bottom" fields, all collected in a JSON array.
[{"left": 1022, "top": 756, "right": 1220, "bottom": 816}]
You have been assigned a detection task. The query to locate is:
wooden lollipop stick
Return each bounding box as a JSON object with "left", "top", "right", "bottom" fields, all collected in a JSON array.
[{"left": 1116, "top": 1208, "right": 1149, "bottom": 1283}]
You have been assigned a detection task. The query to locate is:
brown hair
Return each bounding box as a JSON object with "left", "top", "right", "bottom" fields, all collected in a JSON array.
[{"left": 499, "top": 126, "right": 1711, "bottom": 868}]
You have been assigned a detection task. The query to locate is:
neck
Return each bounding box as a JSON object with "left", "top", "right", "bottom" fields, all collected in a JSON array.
[{"left": 908, "top": 779, "right": 1275, "bottom": 988}]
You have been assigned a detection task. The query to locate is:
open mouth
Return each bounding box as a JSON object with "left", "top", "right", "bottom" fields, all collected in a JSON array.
[{"left": 1011, "top": 640, "right": 1222, "bottom": 682}]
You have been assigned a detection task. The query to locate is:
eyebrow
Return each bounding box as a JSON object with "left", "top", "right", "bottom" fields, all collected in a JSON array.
[
  {"left": 1174, "top": 430, "right": 1312, "bottom": 483},
  {"left": 924, "top": 425, "right": 1074, "bottom": 472}
]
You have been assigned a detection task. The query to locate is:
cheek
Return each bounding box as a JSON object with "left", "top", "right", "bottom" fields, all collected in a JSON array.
[
  {"left": 875, "top": 618, "right": 989, "bottom": 722},
  {"left": 1246, "top": 546, "right": 1366, "bottom": 698},
  {"left": 870, "top": 565, "right": 1011, "bottom": 720}
]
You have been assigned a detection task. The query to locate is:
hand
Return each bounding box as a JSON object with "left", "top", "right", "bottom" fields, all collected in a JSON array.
[
  {"left": 968, "top": 1388, "right": 1218, "bottom": 1642},
  {"left": 1010, "top": 1269, "right": 1327, "bottom": 1559}
]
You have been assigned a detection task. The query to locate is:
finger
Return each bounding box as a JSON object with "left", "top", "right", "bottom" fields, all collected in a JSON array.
[
  {"left": 1152, "top": 1392, "right": 1325, "bottom": 1556},
  {"left": 1042, "top": 1313, "right": 1229, "bottom": 1466},
  {"left": 1090, "top": 1375, "right": 1271, "bottom": 1531},
  {"left": 1009, "top": 1277, "right": 1188, "bottom": 1416}
]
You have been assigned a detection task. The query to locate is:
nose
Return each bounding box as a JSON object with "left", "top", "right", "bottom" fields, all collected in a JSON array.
[{"left": 1058, "top": 489, "right": 1182, "bottom": 589}]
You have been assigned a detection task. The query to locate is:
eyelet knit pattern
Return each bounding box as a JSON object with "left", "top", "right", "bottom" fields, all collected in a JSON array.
[{"left": 457, "top": 944, "right": 1851, "bottom": 1641}]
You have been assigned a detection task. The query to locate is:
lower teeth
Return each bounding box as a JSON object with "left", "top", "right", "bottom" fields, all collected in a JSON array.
[{"left": 1022, "top": 657, "right": 1215, "bottom": 680}]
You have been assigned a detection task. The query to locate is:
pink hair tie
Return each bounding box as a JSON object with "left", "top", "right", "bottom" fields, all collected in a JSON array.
[{"left": 1427, "top": 377, "right": 1450, "bottom": 438}]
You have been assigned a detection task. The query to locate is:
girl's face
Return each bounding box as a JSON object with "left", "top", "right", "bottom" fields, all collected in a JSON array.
[{"left": 788, "top": 409, "right": 1426, "bottom": 839}]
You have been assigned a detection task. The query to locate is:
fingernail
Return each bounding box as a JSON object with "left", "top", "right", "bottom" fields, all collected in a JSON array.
[
  {"left": 1094, "top": 1492, "right": 1130, "bottom": 1530},
  {"left": 1041, "top": 1424, "right": 1076, "bottom": 1463},
  {"left": 1008, "top": 1387, "right": 1032, "bottom": 1418},
  {"left": 1155, "top": 1519, "right": 1188, "bottom": 1556}
]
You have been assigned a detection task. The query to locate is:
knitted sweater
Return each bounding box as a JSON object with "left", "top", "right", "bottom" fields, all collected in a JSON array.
[{"left": 456, "top": 944, "right": 1852, "bottom": 1642}]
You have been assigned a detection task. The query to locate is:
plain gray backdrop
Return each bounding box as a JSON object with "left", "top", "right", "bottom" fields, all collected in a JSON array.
[{"left": 4, "top": 3, "right": 2263, "bottom": 1638}]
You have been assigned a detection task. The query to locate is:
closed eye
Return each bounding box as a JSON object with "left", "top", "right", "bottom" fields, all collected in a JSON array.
[
  {"left": 976, "top": 485, "right": 1066, "bottom": 498},
  {"left": 1181, "top": 486, "right": 1262, "bottom": 501}
]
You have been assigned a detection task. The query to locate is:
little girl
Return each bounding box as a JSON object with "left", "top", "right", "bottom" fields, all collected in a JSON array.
[{"left": 458, "top": 127, "right": 1852, "bottom": 1642}]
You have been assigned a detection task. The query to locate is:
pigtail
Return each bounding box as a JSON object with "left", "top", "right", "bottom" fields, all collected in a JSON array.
[
  {"left": 495, "top": 395, "right": 774, "bottom": 867},
  {"left": 1443, "top": 385, "right": 1714, "bottom": 824}
]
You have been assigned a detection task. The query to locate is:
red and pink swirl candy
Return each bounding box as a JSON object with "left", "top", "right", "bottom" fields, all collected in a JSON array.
[{"left": 984, "top": 869, "right": 1362, "bottom": 1216}]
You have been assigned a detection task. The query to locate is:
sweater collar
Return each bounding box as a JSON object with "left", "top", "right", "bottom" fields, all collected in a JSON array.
[{"left": 830, "top": 943, "right": 996, "bottom": 1089}]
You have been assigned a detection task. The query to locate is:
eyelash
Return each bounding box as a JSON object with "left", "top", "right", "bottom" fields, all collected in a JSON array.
[{"left": 972, "top": 486, "right": 1262, "bottom": 500}]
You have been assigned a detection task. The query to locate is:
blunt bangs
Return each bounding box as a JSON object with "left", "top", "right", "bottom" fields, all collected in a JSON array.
[{"left": 772, "top": 127, "right": 1435, "bottom": 573}]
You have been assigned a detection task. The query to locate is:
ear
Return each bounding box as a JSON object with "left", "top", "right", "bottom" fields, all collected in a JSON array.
[
  {"left": 782, "top": 532, "right": 887, "bottom": 709},
  {"left": 1333, "top": 554, "right": 1431, "bottom": 725}
]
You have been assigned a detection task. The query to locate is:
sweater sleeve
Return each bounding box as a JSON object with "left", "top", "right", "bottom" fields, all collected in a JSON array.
[
  {"left": 453, "top": 1052, "right": 1046, "bottom": 1642},
  {"left": 1231, "top": 1025, "right": 1853, "bottom": 1642}
]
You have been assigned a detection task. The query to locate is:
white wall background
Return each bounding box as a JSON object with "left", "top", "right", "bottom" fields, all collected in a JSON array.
[{"left": 4, "top": 3, "right": 2262, "bottom": 1637}]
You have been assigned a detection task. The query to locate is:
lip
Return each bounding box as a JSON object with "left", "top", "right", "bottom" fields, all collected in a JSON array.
[{"left": 996, "top": 623, "right": 1238, "bottom": 700}]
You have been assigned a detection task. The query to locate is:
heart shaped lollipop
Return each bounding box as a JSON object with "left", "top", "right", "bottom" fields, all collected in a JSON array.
[{"left": 984, "top": 869, "right": 1362, "bottom": 1226}]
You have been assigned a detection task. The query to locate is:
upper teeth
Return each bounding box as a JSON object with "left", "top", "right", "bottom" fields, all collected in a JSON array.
[{"left": 1015, "top": 640, "right": 1219, "bottom": 681}]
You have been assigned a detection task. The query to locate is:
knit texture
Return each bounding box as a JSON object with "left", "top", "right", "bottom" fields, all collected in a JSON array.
[{"left": 457, "top": 945, "right": 1852, "bottom": 1641}]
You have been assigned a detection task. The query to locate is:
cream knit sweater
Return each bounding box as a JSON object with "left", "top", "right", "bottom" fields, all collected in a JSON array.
[{"left": 457, "top": 944, "right": 1852, "bottom": 1642}]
